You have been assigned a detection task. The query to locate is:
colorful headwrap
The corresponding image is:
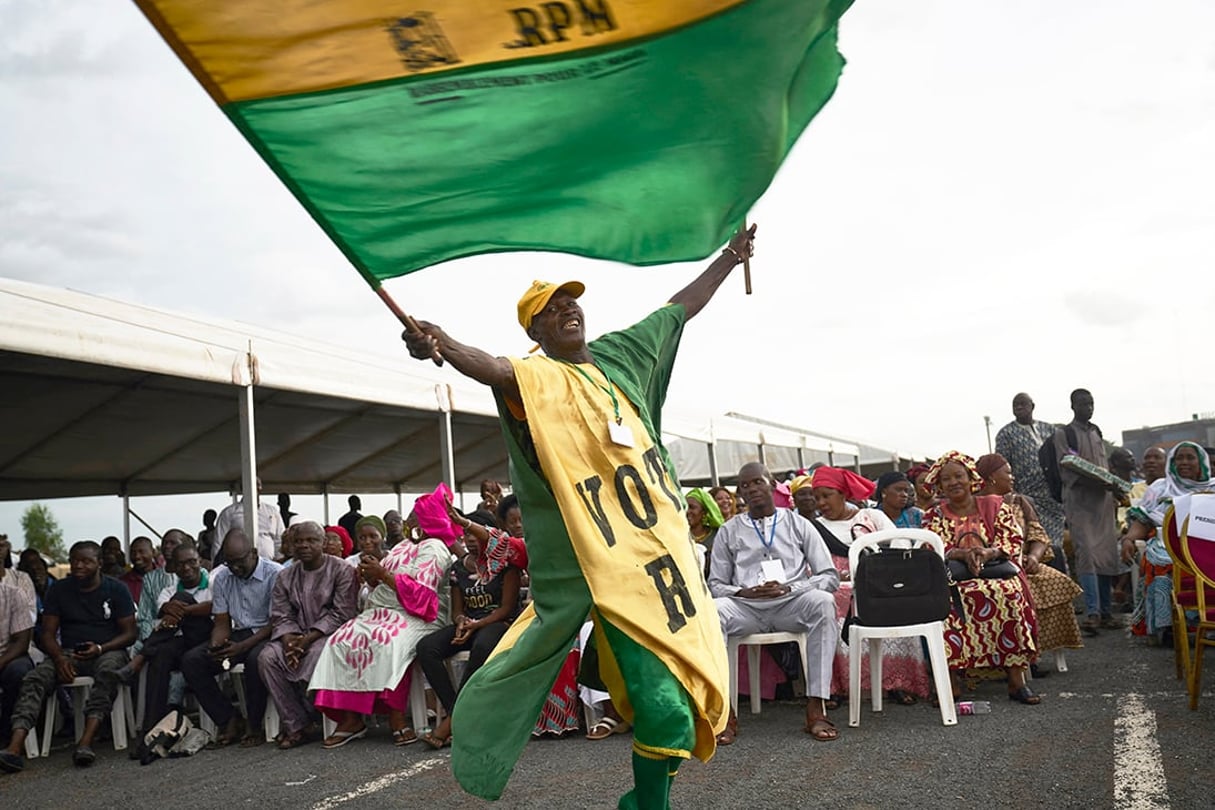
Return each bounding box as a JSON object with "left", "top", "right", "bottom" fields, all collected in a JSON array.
[
  {"left": 873, "top": 471, "right": 909, "bottom": 505},
  {"left": 975, "top": 453, "right": 1009, "bottom": 482},
  {"left": 685, "top": 488, "right": 724, "bottom": 529},
  {"left": 325, "top": 525, "right": 354, "bottom": 557},
  {"left": 773, "top": 481, "right": 793, "bottom": 509},
  {"left": 924, "top": 450, "right": 983, "bottom": 493},
  {"left": 812, "top": 467, "right": 877, "bottom": 501},
  {"left": 1127, "top": 441, "right": 1215, "bottom": 527},
  {"left": 354, "top": 514, "right": 387, "bottom": 540},
  {"left": 789, "top": 474, "right": 814, "bottom": 495},
  {"left": 906, "top": 463, "right": 932, "bottom": 484},
  {"left": 413, "top": 482, "right": 462, "bottom": 548}
]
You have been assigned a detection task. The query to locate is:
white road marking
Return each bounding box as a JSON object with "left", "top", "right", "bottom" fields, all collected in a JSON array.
[
  {"left": 1113, "top": 693, "right": 1170, "bottom": 809},
  {"left": 1056, "top": 691, "right": 1212, "bottom": 699},
  {"left": 286, "top": 773, "right": 318, "bottom": 786},
  {"left": 310, "top": 757, "right": 448, "bottom": 809}
]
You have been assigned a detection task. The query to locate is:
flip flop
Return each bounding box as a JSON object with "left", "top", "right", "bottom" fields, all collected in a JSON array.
[
  {"left": 804, "top": 716, "right": 839, "bottom": 742},
  {"left": 322, "top": 726, "right": 367, "bottom": 749},
  {"left": 421, "top": 731, "right": 451, "bottom": 750},
  {"left": 586, "top": 716, "right": 630, "bottom": 741},
  {"left": 239, "top": 733, "right": 266, "bottom": 748},
  {"left": 1009, "top": 686, "right": 1042, "bottom": 705},
  {"left": 72, "top": 745, "right": 97, "bottom": 767},
  {"left": 0, "top": 751, "right": 25, "bottom": 773},
  {"left": 887, "top": 690, "right": 918, "bottom": 706},
  {"left": 392, "top": 727, "right": 418, "bottom": 746}
]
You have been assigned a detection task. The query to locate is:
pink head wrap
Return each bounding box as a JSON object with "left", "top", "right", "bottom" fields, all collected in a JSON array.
[
  {"left": 413, "top": 482, "right": 462, "bottom": 548},
  {"left": 772, "top": 481, "right": 793, "bottom": 509},
  {"left": 811, "top": 467, "right": 877, "bottom": 501}
]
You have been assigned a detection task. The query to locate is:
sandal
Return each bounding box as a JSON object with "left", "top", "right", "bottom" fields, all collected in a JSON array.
[
  {"left": 421, "top": 731, "right": 451, "bottom": 750},
  {"left": 72, "top": 745, "right": 97, "bottom": 767},
  {"left": 804, "top": 716, "right": 839, "bottom": 742},
  {"left": 1009, "top": 686, "right": 1041, "bottom": 705},
  {"left": 322, "top": 725, "right": 367, "bottom": 749},
  {"left": 586, "top": 716, "right": 630, "bottom": 741},
  {"left": 239, "top": 733, "right": 266, "bottom": 748},
  {"left": 824, "top": 693, "right": 845, "bottom": 710},
  {"left": 887, "top": 690, "right": 917, "bottom": 706},
  {"left": 715, "top": 711, "right": 739, "bottom": 746},
  {"left": 392, "top": 727, "right": 418, "bottom": 746}
]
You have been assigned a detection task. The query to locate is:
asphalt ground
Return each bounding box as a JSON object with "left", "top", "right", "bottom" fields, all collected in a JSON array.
[{"left": 1, "top": 625, "right": 1209, "bottom": 809}]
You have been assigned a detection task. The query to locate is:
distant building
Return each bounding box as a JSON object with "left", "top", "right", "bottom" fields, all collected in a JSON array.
[{"left": 1122, "top": 416, "right": 1215, "bottom": 459}]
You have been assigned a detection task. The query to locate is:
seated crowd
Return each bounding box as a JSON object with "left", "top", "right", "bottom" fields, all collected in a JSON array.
[{"left": 0, "top": 415, "right": 1184, "bottom": 771}]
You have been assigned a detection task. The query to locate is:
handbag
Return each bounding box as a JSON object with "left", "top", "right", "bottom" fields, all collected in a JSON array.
[
  {"left": 946, "top": 529, "right": 1019, "bottom": 581},
  {"left": 851, "top": 545, "right": 954, "bottom": 628}
]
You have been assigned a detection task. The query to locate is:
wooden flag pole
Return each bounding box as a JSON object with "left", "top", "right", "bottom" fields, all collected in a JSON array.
[
  {"left": 742, "top": 218, "right": 752, "bottom": 295},
  {"left": 376, "top": 285, "right": 444, "bottom": 366}
]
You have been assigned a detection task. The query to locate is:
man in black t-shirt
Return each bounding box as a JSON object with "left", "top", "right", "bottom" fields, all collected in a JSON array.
[{"left": 0, "top": 541, "right": 136, "bottom": 773}]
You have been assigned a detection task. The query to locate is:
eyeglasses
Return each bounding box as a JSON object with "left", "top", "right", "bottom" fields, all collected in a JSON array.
[{"left": 224, "top": 550, "right": 257, "bottom": 569}]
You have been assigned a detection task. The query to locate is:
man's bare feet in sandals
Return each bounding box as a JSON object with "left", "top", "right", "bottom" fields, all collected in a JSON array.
[
  {"left": 804, "top": 698, "right": 839, "bottom": 742},
  {"left": 715, "top": 708, "right": 738, "bottom": 746}
]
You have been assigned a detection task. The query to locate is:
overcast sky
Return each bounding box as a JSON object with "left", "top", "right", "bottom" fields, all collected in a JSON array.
[{"left": 3, "top": 0, "right": 1214, "bottom": 548}]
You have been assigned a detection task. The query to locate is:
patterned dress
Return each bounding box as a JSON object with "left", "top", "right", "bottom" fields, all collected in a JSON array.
[
  {"left": 923, "top": 497, "right": 1039, "bottom": 670},
  {"left": 311, "top": 538, "right": 453, "bottom": 716},
  {"left": 994, "top": 419, "right": 1065, "bottom": 549}
]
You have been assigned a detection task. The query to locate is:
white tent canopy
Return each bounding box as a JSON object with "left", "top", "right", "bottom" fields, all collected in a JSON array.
[
  {"left": 0, "top": 278, "right": 511, "bottom": 540},
  {"left": 1, "top": 278, "right": 919, "bottom": 540}
]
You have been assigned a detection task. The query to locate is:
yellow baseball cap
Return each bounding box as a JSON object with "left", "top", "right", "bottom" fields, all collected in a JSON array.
[{"left": 516, "top": 279, "right": 585, "bottom": 331}]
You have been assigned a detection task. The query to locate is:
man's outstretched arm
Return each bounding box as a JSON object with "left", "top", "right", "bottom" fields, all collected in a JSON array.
[
  {"left": 402, "top": 322, "right": 521, "bottom": 401},
  {"left": 668, "top": 224, "right": 757, "bottom": 320}
]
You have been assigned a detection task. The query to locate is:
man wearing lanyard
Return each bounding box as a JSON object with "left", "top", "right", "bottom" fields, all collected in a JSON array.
[
  {"left": 403, "top": 227, "right": 754, "bottom": 809},
  {"left": 708, "top": 461, "right": 840, "bottom": 744}
]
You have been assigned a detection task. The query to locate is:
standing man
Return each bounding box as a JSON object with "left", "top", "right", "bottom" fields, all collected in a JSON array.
[
  {"left": 257, "top": 522, "right": 357, "bottom": 749},
  {"left": 0, "top": 541, "right": 136, "bottom": 772},
  {"left": 1055, "top": 389, "right": 1120, "bottom": 635},
  {"left": 383, "top": 510, "right": 406, "bottom": 549},
  {"left": 402, "top": 227, "right": 754, "bottom": 808},
  {"left": 337, "top": 496, "right": 363, "bottom": 539},
  {"left": 708, "top": 462, "right": 839, "bottom": 744},
  {"left": 215, "top": 477, "right": 284, "bottom": 562},
  {"left": 180, "top": 529, "right": 281, "bottom": 747},
  {"left": 994, "top": 392, "right": 1066, "bottom": 571}
]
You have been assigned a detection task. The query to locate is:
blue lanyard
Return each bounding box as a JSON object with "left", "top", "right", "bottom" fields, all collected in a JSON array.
[{"left": 750, "top": 512, "right": 779, "bottom": 549}]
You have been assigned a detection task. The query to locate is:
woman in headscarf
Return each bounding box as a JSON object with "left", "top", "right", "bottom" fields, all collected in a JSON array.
[
  {"left": 1120, "top": 442, "right": 1215, "bottom": 642},
  {"left": 907, "top": 463, "right": 937, "bottom": 512},
  {"left": 685, "top": 488, "right": 724, "bottom": 578},
  {"left": 345, "top": 515, "right": 388, "bottom": 566},
  {"left": 416, "top": 503, "right": 524, "bottom": 749},
  {"left": 874, "top": 471, "right": 923, "bottom": 529},
  {"left": 810, "top": 468, "right": 927, "bottom": 705},
  {"left": 977, "top": 453, "right": 1084, "bottom": 663},
  {"left": 922, "top": 451, "right": 1040, "bottom": 704},
  {"left": 311, "top": 485, "right": 457, "bottom": 747},
  {"left": 324, "top": 526, "right": 354, "bottom": 558}
]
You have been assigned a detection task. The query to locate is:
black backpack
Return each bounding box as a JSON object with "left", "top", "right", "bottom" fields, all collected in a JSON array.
[{"left": 1038, "top": 425, "right": 1083, "bottom": 503}]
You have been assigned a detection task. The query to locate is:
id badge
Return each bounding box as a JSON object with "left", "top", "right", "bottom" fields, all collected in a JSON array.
[{"left": 608, "top": 420, "right": 635, "bottom": 448}]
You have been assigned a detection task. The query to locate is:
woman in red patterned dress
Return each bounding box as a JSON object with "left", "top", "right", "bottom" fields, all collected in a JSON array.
[{"left": 922, "top": 451, "right": 1041, "bottom": 705}]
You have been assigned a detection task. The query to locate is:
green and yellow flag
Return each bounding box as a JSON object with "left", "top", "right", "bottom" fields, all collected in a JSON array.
[{"left": 134, "top": 0, "right": 853, "bottom": 282}]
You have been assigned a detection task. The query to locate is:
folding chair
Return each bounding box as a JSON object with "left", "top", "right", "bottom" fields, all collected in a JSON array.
[{"left": 1163, "top": 507, "right": 1200, "bottom": 682}]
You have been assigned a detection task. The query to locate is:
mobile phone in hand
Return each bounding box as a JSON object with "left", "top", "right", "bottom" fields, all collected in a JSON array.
[{"left": 74, "top": 642, "right": 92, "bottom": 654}]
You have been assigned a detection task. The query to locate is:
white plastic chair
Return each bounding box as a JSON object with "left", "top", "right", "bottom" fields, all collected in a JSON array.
[
  {"left": 846, "top": 528, "right": 957, "bottom": 727},
  {"left": 726, "top": 631, "right": 809, "bottom": 715},
  {"left": 40, "top": 676, "right": 136, "bottom": 756}
]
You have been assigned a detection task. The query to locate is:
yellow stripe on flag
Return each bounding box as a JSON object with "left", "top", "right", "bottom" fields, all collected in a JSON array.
[{"left": 135, "top": 0, "right": 747, "bottom": 103}]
